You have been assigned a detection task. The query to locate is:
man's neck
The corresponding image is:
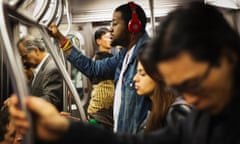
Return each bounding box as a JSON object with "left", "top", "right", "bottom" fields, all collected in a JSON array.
[
  {"left": 39, "top": 52, "right": 47, "bottom": 62},
  {"left": 99, "top": 47, "right": 110, "bottom": 53},
  {"left": 127, "top": 32, "right": 143, "bottom": 51}
]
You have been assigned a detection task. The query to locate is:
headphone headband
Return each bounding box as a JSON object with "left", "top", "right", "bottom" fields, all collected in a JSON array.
[
  {"left": 129, "top": 2, "right": 136, "bottom": 11},
  {"left": 128, "top": 1, "right": 142, "bottom": 33}
]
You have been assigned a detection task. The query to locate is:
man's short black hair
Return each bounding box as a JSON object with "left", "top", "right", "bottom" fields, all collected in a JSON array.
[
  {"left": 149, "top": 2, "right": 240, "bottom": 66},
  {"left": 144, "top": 1, "right": 240, "bottom": 92}
]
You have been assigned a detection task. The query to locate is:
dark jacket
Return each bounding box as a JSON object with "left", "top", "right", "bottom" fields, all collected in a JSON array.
[
  {"left": 61, "top": 93, "right": 240, "bottom": 144},
  {"left": 31, "top": 56, "right": 63, "bottom": 111},
  {"left": 166, "top": 96, "right": 192, "bottom": 128},
  {"left": 90, "top": 51, "right": 113, "bottom": 84},
  {"left": 137, "top": 96, "right": 192, "bottom": 134}
]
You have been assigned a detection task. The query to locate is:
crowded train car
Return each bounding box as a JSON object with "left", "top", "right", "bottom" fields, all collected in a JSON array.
[{"left": 1, "top": 0, "right": 240, "bottom": 143}]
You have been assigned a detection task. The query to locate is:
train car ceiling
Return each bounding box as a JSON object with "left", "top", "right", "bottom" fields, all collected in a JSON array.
[{"left": 62, "top": 0, "right": 199, "bottom": 23}]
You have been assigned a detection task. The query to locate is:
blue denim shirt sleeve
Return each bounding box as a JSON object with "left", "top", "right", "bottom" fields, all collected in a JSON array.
[{"left": 67, "top": 47, "right": 125, "bottom": 80}]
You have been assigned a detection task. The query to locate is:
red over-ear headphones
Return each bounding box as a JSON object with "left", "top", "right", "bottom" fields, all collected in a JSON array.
[{"left": 128, "top": 1, "right": 142, "bottom": 33}]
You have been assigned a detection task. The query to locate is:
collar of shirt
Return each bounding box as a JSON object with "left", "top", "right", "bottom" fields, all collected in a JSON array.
[
  {"left": 125, "top": 45, "right": 135, "bottom": 64},
  {"left": 33, "top": 53, "right": 49, "bottom": 78}
]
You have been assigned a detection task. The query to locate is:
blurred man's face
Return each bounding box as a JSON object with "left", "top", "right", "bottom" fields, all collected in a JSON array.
[
  {"left": 157, "top": 52, "right": 233, "bottom": 114},
  {"left": 0, "top": 120, "right": 22, "bottom": 144},
  {"left": 1, "top": 120, "right": 16, "bottom": 144},
  {"left": 13, "top": 130, "right": 22, "bottom": 144},
  {"left": 18, "top": 43, "right": 39, "bottom": 69}
]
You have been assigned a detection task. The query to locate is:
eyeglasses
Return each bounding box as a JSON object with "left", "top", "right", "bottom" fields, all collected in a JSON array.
[{"left": 165, "top": 64, "right": 212, "bottom": 96}]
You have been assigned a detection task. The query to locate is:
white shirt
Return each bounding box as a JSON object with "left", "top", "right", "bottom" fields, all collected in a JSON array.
[{"left": 113, "top": 45, "right": 135, "bottom": 132}]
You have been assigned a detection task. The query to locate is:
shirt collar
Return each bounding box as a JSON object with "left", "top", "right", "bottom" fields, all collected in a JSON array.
[{"left": 33, "top": 53, "right": 49, "bottom": 76}]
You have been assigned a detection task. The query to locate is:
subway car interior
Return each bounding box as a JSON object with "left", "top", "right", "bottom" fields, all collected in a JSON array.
[{"left": 1, "top": 0, "right": 240, "bottom": 143}]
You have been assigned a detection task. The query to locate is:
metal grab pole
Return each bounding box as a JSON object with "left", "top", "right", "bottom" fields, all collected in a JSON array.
[
  {"left": 5, "top": 0, "right": 87, "bottom": 122},
  {"left": 0, "top": 1, "right": 34, "bottom": 144},
  {"left": 40, "top": 27, "right": 87, "bottom": 122},
  {"left": 149, "top": 0, "right": 156, "bottom": 37}
]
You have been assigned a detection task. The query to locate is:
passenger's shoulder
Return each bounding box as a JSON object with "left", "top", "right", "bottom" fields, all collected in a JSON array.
[
  {"left": 171, "top": 98, "right": 192, "bottom": 114},
  {"left": 166, "top": 97, "right": 193, "bottom": 127}
]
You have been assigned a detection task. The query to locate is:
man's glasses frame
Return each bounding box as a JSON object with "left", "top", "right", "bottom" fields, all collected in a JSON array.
[{"left": 165, "top": 64, "right": 212, "bottom": 96}]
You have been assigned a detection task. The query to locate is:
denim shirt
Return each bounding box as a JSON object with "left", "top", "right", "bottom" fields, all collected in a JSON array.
[{"left": 67, "top": 33, "right": 150, "bottom": 134}]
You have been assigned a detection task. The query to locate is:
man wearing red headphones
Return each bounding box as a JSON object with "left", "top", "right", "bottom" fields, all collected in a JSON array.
[{"left": 49, "top": 1, "right": 150, "bottom": 134}]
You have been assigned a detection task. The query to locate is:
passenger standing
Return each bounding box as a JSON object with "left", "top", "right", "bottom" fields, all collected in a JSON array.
[
  {"left": 87, "top": 27, "right": 114, "bottom": 130},
  {"left": 49, "top": 1, "right": 150, "bottom": 134},
  {"left": 17, "top": 35, "right": 63, "bottom": 111}
]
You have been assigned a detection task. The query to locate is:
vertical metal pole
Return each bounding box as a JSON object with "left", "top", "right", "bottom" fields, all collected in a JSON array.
[
  {"left": 56, "top": 43, "right": 70, "bottom": 112},
  {"left": 65, "top": 61, "right": 72, "bottom": 113},
  {"left": 0, "top": 1, "right": 34, "bottom": 144},
  {"left": 0, "top": 33, "right": 3, "bottom": 104},
  {"left": 39, "top": 27, "right": 87, "bottom": 122},
  {"left": 149, "top": 0, "right": 156, "bottom": 37}
]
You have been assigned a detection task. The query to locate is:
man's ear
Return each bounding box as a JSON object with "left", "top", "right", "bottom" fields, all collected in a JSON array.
[
  {"left": 33, "top": 47, "right": 40, "bottom": 55},
  {"left": 228, "top": 52, "right": 238, "bottom": 64},
  {"left": 223, "top": 49, "right": 238, "bottom": 65},
  {"left": 96, "top": 39, "right": 101, "bottom": 46}
]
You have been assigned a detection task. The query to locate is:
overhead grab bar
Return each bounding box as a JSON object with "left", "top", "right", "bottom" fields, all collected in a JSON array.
[
  {"left": 53, "top": 0, "right": 64, "bottom": 27},
  {"left": 63, "top": 0, "right": 72, "bottom": 36},
  {"left": 39, "top": 0, "right": 58, "bottom": 27},
  {"left": 16, "top": 0, "right": 50, "bottom": 22}
]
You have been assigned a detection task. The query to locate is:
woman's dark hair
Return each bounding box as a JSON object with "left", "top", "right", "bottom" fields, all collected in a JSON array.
[
  {"left": 115, "top": 2, "right": 146, "bottom": 33},
  {"left": 138, "top": 43, "right": 162, "bottom": 81},
  {"left": 137, "top": 45, "right": 176, "bottom": 133}
]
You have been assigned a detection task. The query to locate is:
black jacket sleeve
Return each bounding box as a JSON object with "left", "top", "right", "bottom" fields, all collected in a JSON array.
[{"left": 60, "top": 120, "right": 180, "bottom": 144}]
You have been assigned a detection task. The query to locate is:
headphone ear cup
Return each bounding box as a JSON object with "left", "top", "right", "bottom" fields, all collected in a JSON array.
[{"left": 128, "top": 13, "right": 142, "bottom": 33}]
